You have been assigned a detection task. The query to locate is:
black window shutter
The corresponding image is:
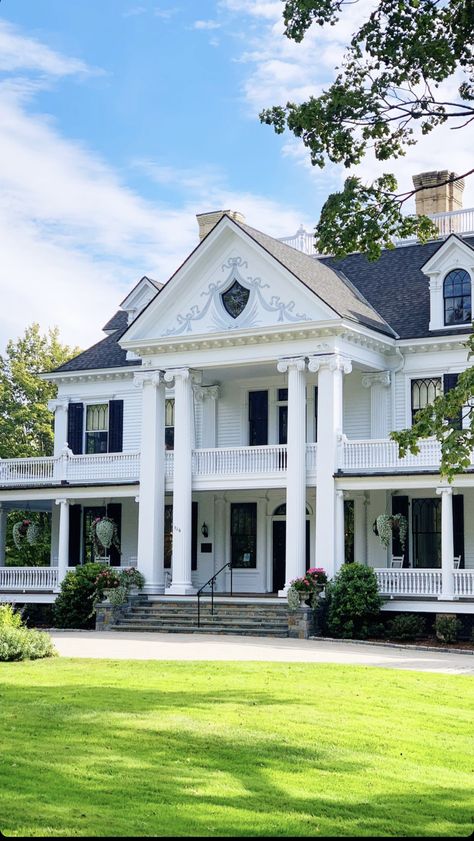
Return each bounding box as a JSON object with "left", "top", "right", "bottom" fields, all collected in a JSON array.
[
  {"left": 453, "top": 495, "right": 464, "bottom": 568},
  {"left": 67, "top": 403, "right": 84, "bottom": 454},
  {"left": 107, "top": 503, "right": 122, "bottom": 566},
  {"left": 68, "top": 505, "right": 82, "bottom": 566},
  {"left": 108, "top": 400, "right": 124, "bottom": 453},
  {"left": 192, "top": 501, "right": 198, "bottom": 571},
  {"left": 444, "top": 373, "right": 462, "bottom": 430},
  {"left": 314, "top": 386, "right": 318, "bottom": 442},
  {"left": 248, "top": 391, "right": 268, "bottom": 445},
  {"left": 391, "top": 496, "right": 409, "bottom": 566}
]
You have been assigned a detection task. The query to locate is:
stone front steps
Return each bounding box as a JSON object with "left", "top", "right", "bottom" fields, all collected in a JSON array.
[{"left": 110, "top": 596, "right": 290, "bottom": 637}]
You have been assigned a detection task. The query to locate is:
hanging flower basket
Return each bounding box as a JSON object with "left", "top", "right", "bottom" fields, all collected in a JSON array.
[
  {"left": 26, "top": 522, "right": 41, "bottom": 546},
  {"left": 90, "top": 516, "right": 120, "bottom": 556},
  {"left": 373, "top": 513, "right": 408, "bottom": 550},
  {"left": 12, "top": 519, "right": 32, "bottom": 551}
]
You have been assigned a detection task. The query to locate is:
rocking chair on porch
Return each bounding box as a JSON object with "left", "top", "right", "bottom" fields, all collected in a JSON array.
[
  {"left": 390, "top": 556, "right": 404, "bottom": 568},
  {"left": 453, "top": 556, "right": 461, "bottom": 569}
]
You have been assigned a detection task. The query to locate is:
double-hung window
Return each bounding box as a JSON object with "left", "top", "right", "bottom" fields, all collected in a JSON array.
[
  {"left": 85, "top": 404, "right": 109, "bottom": 454},
  {"left": 165, "top": 398, "right": 175, "bottom": 450}
]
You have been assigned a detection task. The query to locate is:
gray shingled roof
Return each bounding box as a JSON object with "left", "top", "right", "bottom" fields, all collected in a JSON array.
[
  {"left": 102, "top": 310, "right": 128, "bottom": 332},
  {"left": 322, "top": 236, "right": 474, "bottom": 340},
  {"left": 237, "top": 220, "right": 396, "bottom": 337},
  {"left": 54, "top": 324, "right": 140, "bottom": 373}
]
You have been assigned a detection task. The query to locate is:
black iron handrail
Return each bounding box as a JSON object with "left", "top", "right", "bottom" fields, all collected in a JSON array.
[{"left": 197, "top": 562, "right": 233, "bottom": 627}]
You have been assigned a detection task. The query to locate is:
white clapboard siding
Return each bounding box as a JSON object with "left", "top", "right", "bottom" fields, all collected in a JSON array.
[{"left": 343, "top": 373, "right": 371, "bottom": 439}]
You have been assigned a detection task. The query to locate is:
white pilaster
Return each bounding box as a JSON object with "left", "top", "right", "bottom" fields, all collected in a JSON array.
[
  {"left": 194, "top": 385, "right": 220, "bottom": 448},
  {"left": 0, "top": 506, "right": 7, "bottom": 566},
  {"left": 214, "top": 495, "right": 227, "bottom": 592},
  {"left": 309, "top": 353, "right": 352, "bottom": 579},
  {"left": 436, "top": 486, "right": 455, "bottom": 600},
  {"left": 48, "top": 399, "right": 69, "bottom": 457},
  {"left": 335, "top": 489, "right": 345, "bottom": 573},
  {"left": 134, "top": 370, "right": 166, "bottom": 594},
  {"left": 362, "top": 371, "right": 391, "bottom": 439},
  {"left": 165, "top": 368, "right": 196, "bottom": 595},
  {"left": 354, "top": 492, "right": 369, "bottom": 565},
  {"left": 277, "top": 357, "right": 307, "bottom": 594},
  {"left": 55, "top": 498, "right": 70, "bottom": 589}
]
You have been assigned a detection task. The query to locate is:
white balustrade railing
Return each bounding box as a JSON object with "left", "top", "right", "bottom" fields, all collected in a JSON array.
[
  {"left": 66, "top": 452, "right": 140, "bottom": 482},
  {"left": 306, "top": 443, "right": 318, "bottom": 473},
  {"left": 341, "top": 438, "right": 444, "bottom": 471},
  {"left": 429, "top": 208, "right": 474, "bottom": 237},
  {"left": 0, "top": 566, "right": 59, "bottom": 591},
  {"left": 454, "top": 570, "right": 474, "bottom": 598},
  {"left": 0, "top": 456, "right": 56, "bottom": 484},
  {"left": 375, "top": 568, "right": 442, "bottom": 597},
  {"left": 0, "top": 452, "right": 140, "bottom": 485},
  {"left": 192, "top": 444, "right": 288, "bottom": 476}
]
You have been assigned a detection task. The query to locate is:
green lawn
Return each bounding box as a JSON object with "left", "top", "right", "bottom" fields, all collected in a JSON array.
[{"left": 0, "top": 659, "right": 472, "bottom": 837}]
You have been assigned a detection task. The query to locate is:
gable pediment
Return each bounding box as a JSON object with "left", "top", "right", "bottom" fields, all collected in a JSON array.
[{"left": 121, "top": 220, "right": 339, "bottom": 346}]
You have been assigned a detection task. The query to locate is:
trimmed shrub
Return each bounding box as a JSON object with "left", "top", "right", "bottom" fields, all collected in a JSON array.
[
  {"left": 325, "top": 563, "right": 383, "bottom": 639},
  {"left": 435, "top": 615, "right": 462, "bottom": 644},
  {"left": 0, "top": 603, "right": 24, "bottom": 628},
  {"left": 386, "top": 613, "right": 426, "bottom": 641},
  {"left": 0, "top": 625, "right": 56, "bottom": 661},
  {"left": 53, "top": 562, "right": 111, "bottom": 629}
]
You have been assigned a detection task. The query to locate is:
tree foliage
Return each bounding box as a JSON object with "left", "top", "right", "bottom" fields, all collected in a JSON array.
[
  {"left": 391, "top": 332, "right": 474, "bottom": 481},
  {"left": 0, "top": 323, "right": 80, "bottom": 459},
  {"left": 260, "top": 0, "right": 474, "bottom": 259}
]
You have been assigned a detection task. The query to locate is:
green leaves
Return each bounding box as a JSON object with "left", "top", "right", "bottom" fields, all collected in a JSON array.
[
  {"left": 0, "top": 324, "right": 80, "bottom": 459},
  {"left": 261, "top": 0, "right": 474, "bottom": 258}
]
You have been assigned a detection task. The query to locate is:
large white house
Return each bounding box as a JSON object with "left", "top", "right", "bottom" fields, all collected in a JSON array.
[{"left": 1, "top": 170, "right": 474, "bottom": 618}]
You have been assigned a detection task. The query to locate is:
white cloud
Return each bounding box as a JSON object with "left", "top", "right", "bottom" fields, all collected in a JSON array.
[
  {"left": 0, "top": 22, "right": 311, "bottom": 354},
  {"left": 0, "top": 20, "right": 94, "bottom": 76},
  {"left": 193, "top": 20, "right": 221, "bottom": 31}
]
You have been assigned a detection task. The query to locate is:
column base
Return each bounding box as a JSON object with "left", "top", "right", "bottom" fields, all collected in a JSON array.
[
  {"left": 278, "top": 586, "right": 289, "bottom": 598},
  {"left": 142, "top": 583, "right": 166, "bottom": 595},
  {"left": 437, "top": 594, "right": 457, "bottom": 601},
  {"left": 165, "top": 584, "right": 197, "bottom": 596}
]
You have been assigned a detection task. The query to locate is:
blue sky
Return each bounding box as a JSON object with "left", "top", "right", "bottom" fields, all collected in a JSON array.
[{"left": 0, "top": 0, "right": 472, "bottom": 355}]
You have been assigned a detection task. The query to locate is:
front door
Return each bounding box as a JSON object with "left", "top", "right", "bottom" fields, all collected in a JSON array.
[{"left": 272, "top": 520, "right": 310, "bottom": 592}]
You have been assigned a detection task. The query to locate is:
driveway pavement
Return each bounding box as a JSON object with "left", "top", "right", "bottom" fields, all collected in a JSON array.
[{"left": 49, "top": 630, "right": 474, "bottom": 675}]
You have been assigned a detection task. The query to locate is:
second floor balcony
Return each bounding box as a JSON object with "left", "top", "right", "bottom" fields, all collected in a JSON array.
[{"left": 0, "top": 437, "right": 469, "bottom": 489}]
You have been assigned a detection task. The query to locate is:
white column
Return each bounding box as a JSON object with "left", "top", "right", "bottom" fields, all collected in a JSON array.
[
  {"left": 165, "top": 368, "right": 196, "bottom": 595},
  {"left": 354, "top": 492, "right": 369, "bottom": 565},
  {"left": 335, "top": 489, "right": 345, "bottom": 572},
  {"left": 257, "top": 496, "right": 268, "bottom": 592},
  {"left": 0, "top": 506, "right": 7, "bottom": 566},
  {"left": 277, "top": 357, "right": 307, "bottom": 595},
  {"left": 362, "top": 372, "right": 391, "bottom": 439},
  {"left": 134, "top": 371, "right": 166, "bottom": 594},
  {"left": 55, "top": 499, "right": 70, "bottom": 589},
  {"left": 48, "top": 399, "right": 69, "bottom": 457},
  {"left": 309, "top": 354, "right": 352, "bottom": 579},
  {"left": 437, "top": 486, "right": 455, "bottom": 600},
  {"left": 214, "top": 495, "right": 226, "bottom": 592},
  {"left": 194, "top": 385, "right": 220, "bottom": 448}
]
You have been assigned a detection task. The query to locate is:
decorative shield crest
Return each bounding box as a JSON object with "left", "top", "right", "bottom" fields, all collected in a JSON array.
[{"left": 221, "top": 279, "right": 250, "bottom": 319}]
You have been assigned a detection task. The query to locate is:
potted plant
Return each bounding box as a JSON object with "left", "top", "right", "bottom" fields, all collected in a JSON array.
[
  {"left": 373, "top": 513, "right": 408, "bottom": 550},
  {"left": 12, "top": 519, "right": 32, "bottom": 550},
  {"left": 288, "top": 568, "right": 328, "bottom": 606}
]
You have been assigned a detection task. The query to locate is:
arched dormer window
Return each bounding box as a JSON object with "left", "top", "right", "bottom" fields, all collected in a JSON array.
[{"left": 443, "top": 269, "right": 471, "bottom": 326}]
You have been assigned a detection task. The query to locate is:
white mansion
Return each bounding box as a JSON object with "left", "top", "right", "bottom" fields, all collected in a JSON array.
[{"left": 1, "top": 170, "right": 474, "bottom": 616}]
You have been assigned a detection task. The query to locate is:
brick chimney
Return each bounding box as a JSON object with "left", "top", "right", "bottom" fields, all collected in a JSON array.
[
  {"left": 196, "top": 210, "right": 245, "bottom": 240},
  {"left": 412, "top": 170, "right": 465, "bottom": 216}
]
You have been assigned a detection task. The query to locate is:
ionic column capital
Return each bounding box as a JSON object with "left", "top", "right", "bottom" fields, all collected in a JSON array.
[
  {"left": 55, "top": 498, "right": 70, "bottom": 507},
  {"left": 308, "top": 354, "right": 352, "bottom": 375},
  {"left": 193, "top": 384, "right": 220, "bottom": 402},
  {"left": 277, "top": 356, "right": 307, "bottom": 374},
  {"left": 133, "top": 370, "right": 164, "bottom": 389},
  {"left": 47, "top": 398, "right": 69, "bottom": 413},
  {"left": 436, "top": 486, "right": 454, "bottom": 497},
  {"left": 362, "top": 371, "right": 391, "bottom": 389}
]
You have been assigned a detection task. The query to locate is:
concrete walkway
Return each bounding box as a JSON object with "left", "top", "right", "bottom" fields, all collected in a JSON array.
[{"left": 49, "top": 630, "right": 474, "bottom": 675}]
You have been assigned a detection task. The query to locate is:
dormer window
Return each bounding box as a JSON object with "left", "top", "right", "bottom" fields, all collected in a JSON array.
[{"left": 443, "top": 269, "right": 471, "bottom": 326}]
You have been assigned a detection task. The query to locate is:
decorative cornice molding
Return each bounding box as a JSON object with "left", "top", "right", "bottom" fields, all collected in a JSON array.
[
  {"left": 46, "top": 369, "right": 138, "bottom": 385},
  {"left": 308, "top": 353, "right": 352, "bottom": 375},
  {"left": 361, "top": 371, "right": 391, "bottom": 389}
]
